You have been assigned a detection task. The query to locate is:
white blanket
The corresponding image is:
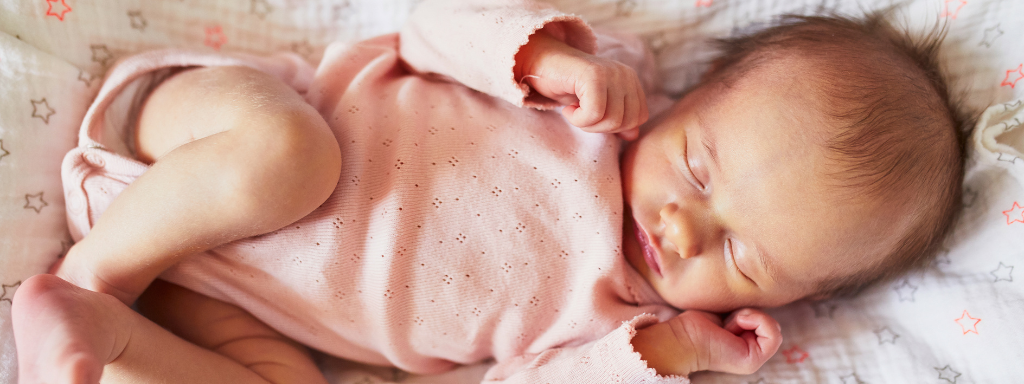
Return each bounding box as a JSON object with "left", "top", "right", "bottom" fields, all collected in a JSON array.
[{"left": 1, "top": 0, "right": 1021, "bottom": 382}]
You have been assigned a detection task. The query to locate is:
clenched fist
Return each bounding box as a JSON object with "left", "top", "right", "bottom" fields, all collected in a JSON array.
[
  {"left": 631, "top": 308, "right": 783, "bottom": 377},
  {"left": 514, "top": 30, "right": 648, "bottom": 140}
]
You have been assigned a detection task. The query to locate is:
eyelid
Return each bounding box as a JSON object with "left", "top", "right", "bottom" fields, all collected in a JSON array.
[
  {"left": 727, "top": 239, "right": 756, "bottom": 285},
  {"left": 680, "top": 153, "right": 705, "bottom": 191}
]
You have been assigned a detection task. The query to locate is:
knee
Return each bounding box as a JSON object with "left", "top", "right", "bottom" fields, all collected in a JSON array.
[{"left": 222, "top": 104, "right": 341, "bottom": 222}]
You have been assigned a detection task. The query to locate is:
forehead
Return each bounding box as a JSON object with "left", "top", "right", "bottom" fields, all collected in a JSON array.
[{"left": 688, "top": 61, "right": 899, "bottom": 285}]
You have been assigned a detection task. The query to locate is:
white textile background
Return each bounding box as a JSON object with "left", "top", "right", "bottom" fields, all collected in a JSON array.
[{"left": 0, "top": 0, "right": 1021, "bottom": 383}]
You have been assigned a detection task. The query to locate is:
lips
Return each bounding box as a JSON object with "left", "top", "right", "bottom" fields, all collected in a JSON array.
[{"left": 633, "top": 220, "right": 662, "bottom": 277}]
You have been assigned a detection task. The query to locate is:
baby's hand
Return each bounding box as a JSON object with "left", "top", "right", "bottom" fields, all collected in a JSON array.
[
  {"left": 515, "top": 30, "right": 648, "bottom": 140},
  {"left": 631, "top": 308, "right": 782, "bottom": 376}
]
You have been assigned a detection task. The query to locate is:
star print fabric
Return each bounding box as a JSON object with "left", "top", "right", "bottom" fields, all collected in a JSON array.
[
  {"left": 0, "top": 31, "right": 97, "bottom": 383},
  {"left": 60, "top": 2, "right": 685, "bottom": 382}
]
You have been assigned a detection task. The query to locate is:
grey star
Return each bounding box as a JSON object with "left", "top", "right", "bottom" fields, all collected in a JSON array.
[
  {"left": 1, "top": 281, "right": 21, "bottom": 304},
  {"left": 991, "top": 262, "right": 1013, "bottom": 282},
  {"left": 128, "top": 10, "right": 147, "bottom": 31},
  {"left": 251, "top": 0, "right": 273, "bottom": 19},
  {"left": 0, "top": 139, "right": 9, "bottom": 163},
  {"left": 1004, "top": 118, "right": 1023, "bottom": 133},
  {"left": 996, "top": 152, "right": 1023, "bottom": 164},
  {"left": 979, "top": 24, "right": 1003, "bottom": 48},
  {"left": 874, "top": 327, "right": 899, "bottom": 344},
  {"left": 894, "top": 279, "right": 917, "bottom": 302},
  {"left": 291, "top": 40, "right": 314, "bottom": 59},
  {"left": 811, "top": 301, "right": 838, "bottom": 318},
  {"left": 77, "top": 70, "right": 98, "bottom": 87},
  {"left": 615, "top": 0, "right": 638, "bottom": 16},
  {"left": 31, "top": 98, "right": 56, "bottom": 124},
  {"left": 91, "top": 44, "right": 113, "bottom": 67},
  {"left": 840, "top": 373, "right": 866, "bottom": 384},
  {"left": 1003, "top": 99, "right": 1022, "bottom": 111},
  {"left": 935, "top": 365, "right": 961, "bottom": 383},
  {"left": 24, "top": 192, "right": 48, "bottom": 213}
]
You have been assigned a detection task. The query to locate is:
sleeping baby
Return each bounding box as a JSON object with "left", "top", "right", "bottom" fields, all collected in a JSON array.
[{"left": 12, "top": 0, "right": 967, "bottom": 383}]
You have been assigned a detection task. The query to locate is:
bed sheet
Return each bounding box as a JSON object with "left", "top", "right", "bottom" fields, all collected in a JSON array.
[{"left": 1, "top": 0, "right": 1022, "bottom": 383}]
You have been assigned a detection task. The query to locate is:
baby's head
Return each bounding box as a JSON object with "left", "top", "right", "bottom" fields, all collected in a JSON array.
[{"left": 620, "top": 13, "right": 969, "bottom": 312}]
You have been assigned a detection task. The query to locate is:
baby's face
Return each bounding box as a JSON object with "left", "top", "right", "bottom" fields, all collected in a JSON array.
[{"left": 620, "top": 63, "right": 902, "bottom": 312}]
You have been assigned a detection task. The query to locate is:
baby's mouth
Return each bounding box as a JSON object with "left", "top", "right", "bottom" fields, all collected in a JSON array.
[{"left": 633, "top": 220, "right": 662, "bottom": 277}]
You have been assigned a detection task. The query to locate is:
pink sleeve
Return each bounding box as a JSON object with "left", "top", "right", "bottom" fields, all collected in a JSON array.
[
  {"left": 481, "top": 314, "right": 690, "bottom": 384},
  {"left": 398, "top": 0, "right": 596, "bottom": 109}
]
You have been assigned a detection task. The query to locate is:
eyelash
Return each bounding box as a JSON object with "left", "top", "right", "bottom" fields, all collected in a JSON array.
[
  {"left": 681, "top": 155, "right": 705, "bottom": 191},
  {"left": 727, "top": 239, "right": 754, "bottom": 283}
]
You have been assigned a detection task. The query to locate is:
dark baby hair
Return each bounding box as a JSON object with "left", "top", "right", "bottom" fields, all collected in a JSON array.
[{"left": 701, "top": 12, "right": 973, "bottom": 298}]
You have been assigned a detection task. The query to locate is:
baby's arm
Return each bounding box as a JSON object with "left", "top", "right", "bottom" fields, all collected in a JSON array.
[
  {"left": 399, "top": 0, "right": 648, "bottom": 139},
  {"left": 515, "top": 30, "right": 648, "bottom": 140},
  {"left": 632, "top": 309, "right": 783, "bottom": 376}
]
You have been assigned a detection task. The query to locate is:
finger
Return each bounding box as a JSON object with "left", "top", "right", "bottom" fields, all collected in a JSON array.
[
  {"left": 569, "top": 74, "right": 606, "bottom": 127},
  {"left": 585, "top": 88, "right": 624, "bottom": 133},
  {"left": 724, "top": 310, "right": 783, "bottom": 359},
  {"left": 561, "top": 104, "right": 579, "bottom": 123},
  {"left": 723, "top": 308, "right": 758, "bottom": 334},
  {"left": 634, "top": 75, "right": 649, "bottom": 126},
  {"left": 618, "top": 74, "right": 640, "bottom": 133}
]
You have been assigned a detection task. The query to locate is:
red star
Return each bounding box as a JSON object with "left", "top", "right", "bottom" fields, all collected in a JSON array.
[
  {"left": 940, "top": 0, "right": 967, "bottom": 19},
  {"left": 1004, "top": 201, "right": 1024, "bottom": 225},
  {"left": 695, "top": 0, "right": 713, "bottom": 7},
  {"left": 782, "top": 345, "right": 809, "bottom": 363},
  {"left": 204, "top": 25, "right": 227, "bottom": 50},
  {"left": 45, "top": 0, "right": 72, "bottom": 21},
  {"left": 1001, "top": 64, "right": 1024, "bottom": 88},
  {"left": 954, "top": 310, "right": 980, "bottom": 335}
]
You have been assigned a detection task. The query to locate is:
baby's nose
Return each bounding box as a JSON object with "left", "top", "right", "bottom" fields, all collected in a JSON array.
[{"left": 659, "top": 203, "right": 704, "bottom": 259}]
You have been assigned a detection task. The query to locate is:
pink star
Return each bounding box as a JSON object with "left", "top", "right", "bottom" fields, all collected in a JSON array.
[
  {"left": 45, "top": 0, "right": 72, "bottom": 21},
  {"left": 1004, "top": 201, "right": 1024, "bottom": 225},
  {"left": 782, "top": 345, "right": 809, "bottom": 363},
  {"left": 1001, "top": 64, "right": 1024, "bottom": 88},
  {"left": 954, "top": 310, "right": 980, "bottom": 335},
  {"left": 204, "top": 25, "right": 227, "bottom": 50},
  {"left": 940, "top": 0, "right": 967, "bottom": 19},
  {"left": 695, "top": 0, "right": 712, "bottom": 7}
]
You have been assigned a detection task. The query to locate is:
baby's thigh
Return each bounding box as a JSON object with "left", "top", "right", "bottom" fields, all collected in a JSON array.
[
  {"left": 134, "top": 65, "right": 313, "bottom": 163},
  {"left": 137, "top": 280, "right": 327, "bottom": 384}
]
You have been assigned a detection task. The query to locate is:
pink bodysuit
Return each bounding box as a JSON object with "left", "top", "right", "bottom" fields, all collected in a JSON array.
[{"left": 62, "top": 0, "right": 684, "bottom": 382}]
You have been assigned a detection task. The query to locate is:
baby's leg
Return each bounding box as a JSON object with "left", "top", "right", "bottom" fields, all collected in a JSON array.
[
  {"left": 13, "top": 274, "right": 329, "bottom": 384},
  {"left": 57, "top": 65, "right": 341, "bottom": 304}
]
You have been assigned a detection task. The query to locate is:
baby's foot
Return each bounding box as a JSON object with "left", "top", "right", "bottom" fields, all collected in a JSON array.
[
  {"left": 12, "top": 274, "right": 132, "bottom": 384},
  {"left": 53, "top": 245, "right": 140, "bottom": 305}
]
